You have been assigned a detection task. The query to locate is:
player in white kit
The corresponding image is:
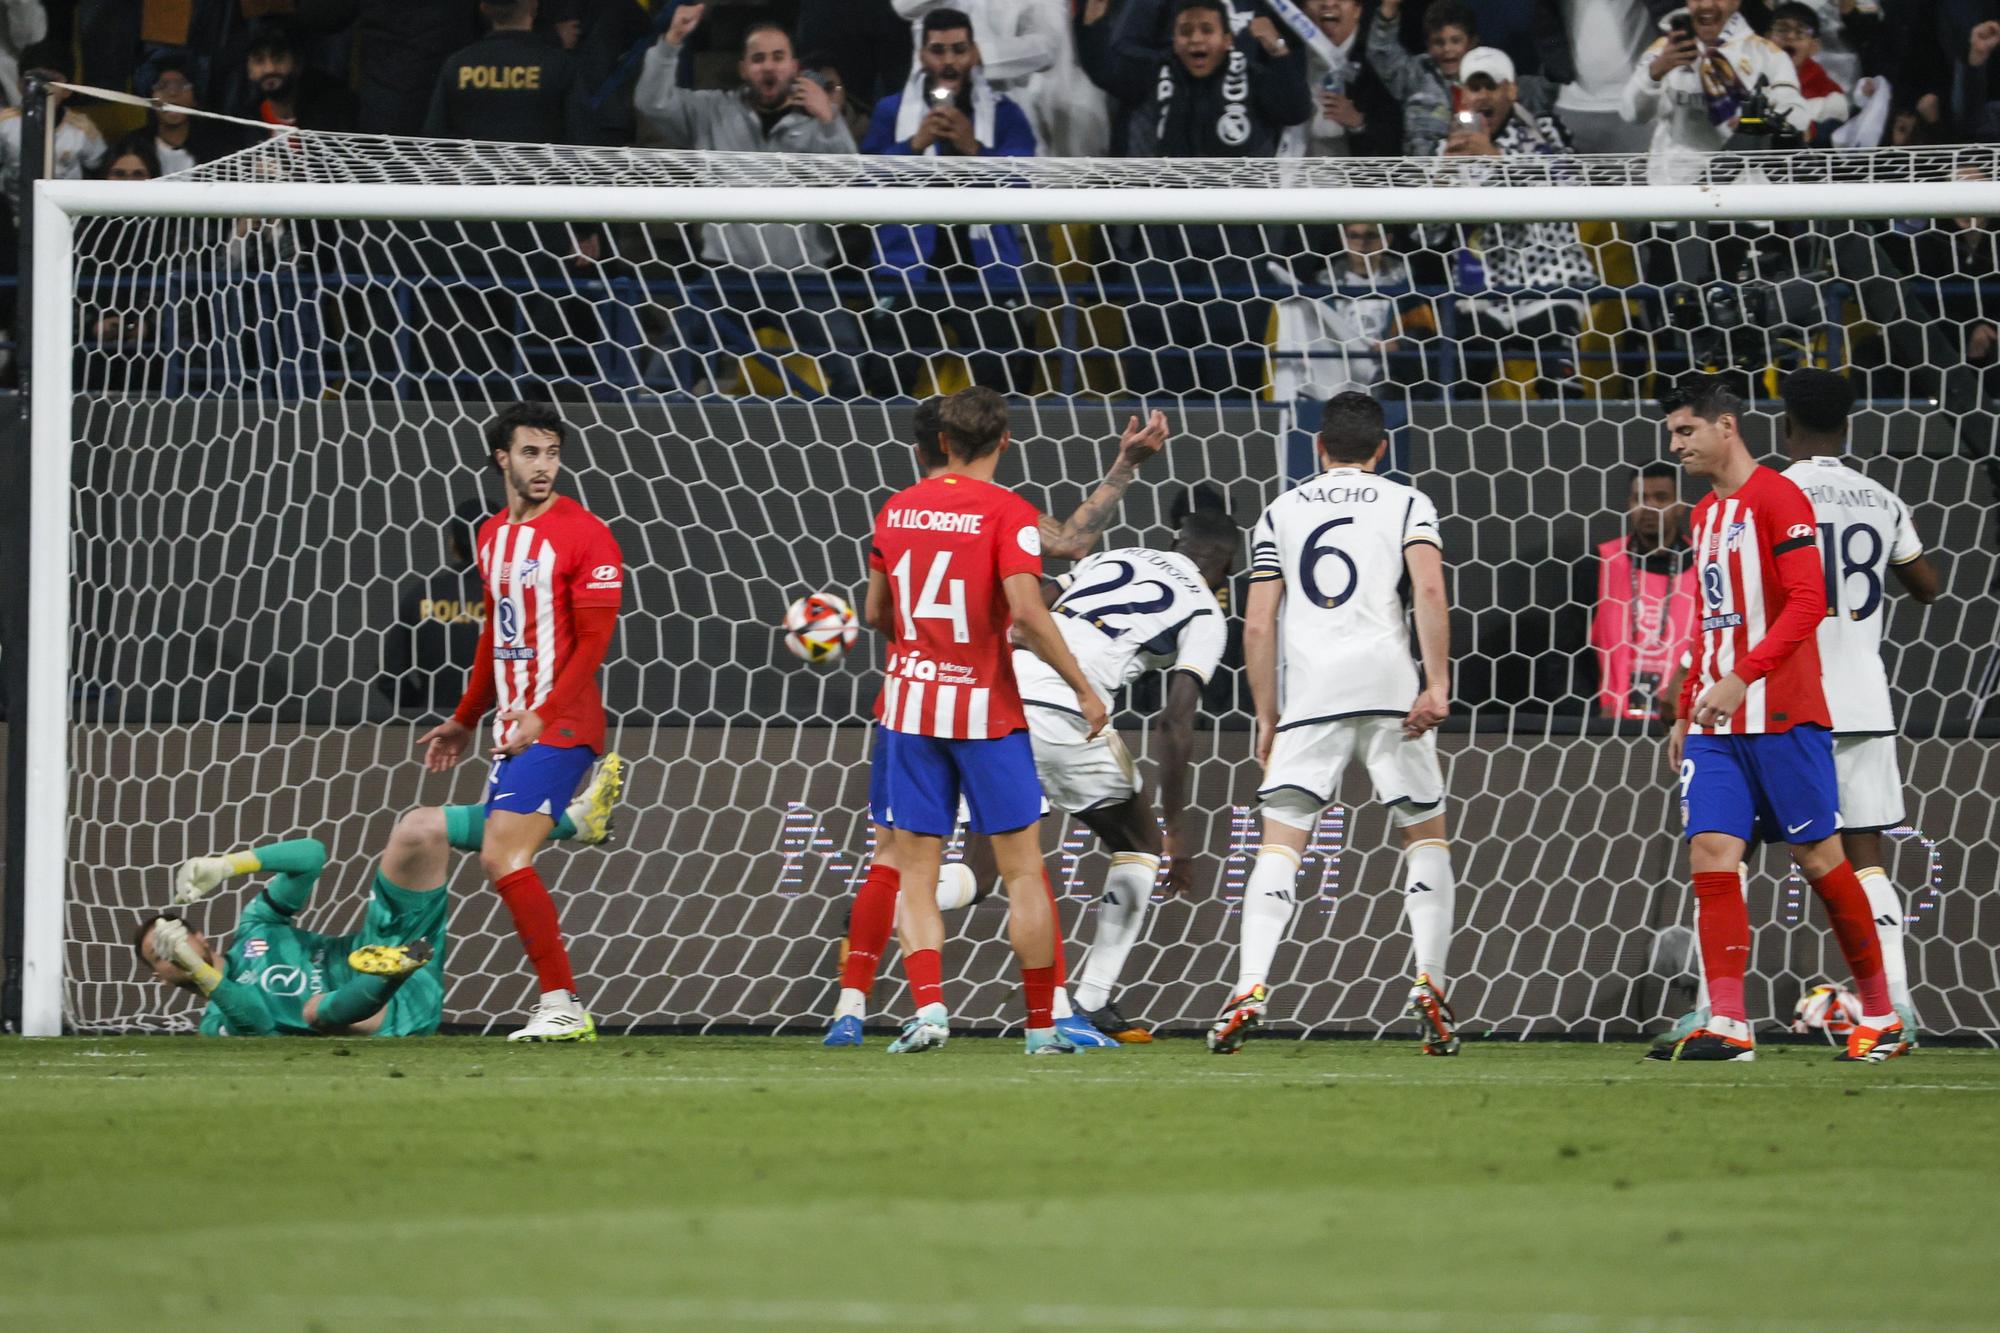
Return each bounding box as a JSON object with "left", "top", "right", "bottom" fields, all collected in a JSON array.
[
  {"left": 1780, "top": 370, "right": 1938, "bottom": 1052},
  {"left": 1210, "top": 392, "right": 1461, "bottom": 1055},
  {"left": 1011, "top": 500, "right": 1238, "bottom": 1040}
]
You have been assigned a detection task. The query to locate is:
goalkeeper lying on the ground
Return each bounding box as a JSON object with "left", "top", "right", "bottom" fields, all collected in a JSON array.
[{"left": 133, "top": 757, "right": 622, "bottom": 1036}]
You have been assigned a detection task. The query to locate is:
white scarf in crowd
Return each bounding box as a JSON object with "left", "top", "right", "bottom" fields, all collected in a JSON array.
[{"left": 893, "top": 64, "right": 999, "bottom": 153}]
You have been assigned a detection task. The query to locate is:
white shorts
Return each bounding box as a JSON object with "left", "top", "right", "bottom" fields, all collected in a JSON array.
[
  {"left": 1032, "top": 728, "right": 1142, "bottom": 815},
  {"left": 1258, "top": 715, "right": 1445, "bottom": 832},
  {"left": 1833, "top": 733, "right": 1906, "bottom": 832}
]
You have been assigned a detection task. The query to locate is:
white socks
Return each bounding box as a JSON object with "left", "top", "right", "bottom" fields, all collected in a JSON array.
[
  {"left": 834, "top": 987, "right": 867, "bottom": 1021},
  {"left": 1401, "top": 839, "right": 1455, "bottom": 991},
  {"left": 1073, "top": 851, "right": 1161, "bottom": 1012},
  {"left": 1856, "top": 866, "right": 1913, "bottom": 1015},
  {"left": 1235, "top": 846, "right": 1301, "bottom": 994}
]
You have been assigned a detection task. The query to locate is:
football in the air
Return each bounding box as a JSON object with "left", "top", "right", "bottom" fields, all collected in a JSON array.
[
  {"left": 783, "top": 592, "right": 859, "bottom": 663},
  {"left": 1791, "top": 984, "right": 1863, "bottom": 1042}
]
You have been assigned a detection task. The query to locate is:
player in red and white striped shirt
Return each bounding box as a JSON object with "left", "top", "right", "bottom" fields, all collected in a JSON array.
[
  {"left": 418, "top": 402, "right": 625, "bottom": 1043},
  {"left": 864, "top": 387, "right": 1107, "bottom": 1054},
  {"left": 1654, "top": 377, "right": 1901, "bottom": 1063}
]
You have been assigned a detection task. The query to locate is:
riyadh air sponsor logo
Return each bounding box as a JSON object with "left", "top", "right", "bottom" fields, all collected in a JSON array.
[{"left": 260, "top": 965, "right": 307, "bottom": 997}]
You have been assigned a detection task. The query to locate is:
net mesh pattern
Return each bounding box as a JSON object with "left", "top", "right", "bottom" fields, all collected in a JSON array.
[{"left": 54, "top": 126, "right": 2000, "bottom": 1039}]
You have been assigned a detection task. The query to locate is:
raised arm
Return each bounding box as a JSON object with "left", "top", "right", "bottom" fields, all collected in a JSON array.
[
  {"left": 1365, "top": 0, "right": 1425, "bottom": 99},
  {"left": 1402, "top": 540, "right": 1451, "bottom": 737},
  {"left": 633, "top": 5, "right": 720, "bottom": 147},
  {"left": 1005, "top": 572, "right": 1107, "bottom": 738},
  {"left": 1039, "top": 411, "right": 1169, "bottom": 560}
]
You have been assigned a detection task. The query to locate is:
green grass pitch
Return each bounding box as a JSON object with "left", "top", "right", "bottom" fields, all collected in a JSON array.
[{"left": 2, "top": 1035, "right": 1994, "bottom": 1331}]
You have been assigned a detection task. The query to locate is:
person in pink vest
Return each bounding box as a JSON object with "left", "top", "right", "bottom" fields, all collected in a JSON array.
[{"left": 1591, "top": 462, "right": 1698, "bottom": 720}]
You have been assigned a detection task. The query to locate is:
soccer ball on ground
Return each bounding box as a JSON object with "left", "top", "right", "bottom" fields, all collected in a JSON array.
[
  {"left": 782, "top": 592, "right": 859, "bottom": 663},
  {"left": 1791, "top": 984, "right": 1862, "bottom": 1042}
]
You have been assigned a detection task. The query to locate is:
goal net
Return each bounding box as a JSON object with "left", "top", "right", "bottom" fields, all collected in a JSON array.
[{"left": 24, "top": 119, "right": 2000, "bottom": 1041}]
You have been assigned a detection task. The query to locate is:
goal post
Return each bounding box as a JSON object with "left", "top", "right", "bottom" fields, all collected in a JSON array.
[{"left": 21, "top": 125, "right": 2000, "bottom": 1038}]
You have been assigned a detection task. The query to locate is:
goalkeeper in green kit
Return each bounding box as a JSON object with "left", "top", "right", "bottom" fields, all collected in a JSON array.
[{"left": 134, "top": 759, "right": 621, "bottom": 1036}]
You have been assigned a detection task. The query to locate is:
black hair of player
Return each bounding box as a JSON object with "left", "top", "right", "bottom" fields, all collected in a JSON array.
[
  {"left": 1769, "top": 2, "right": 1820, "bottom": 34},
  {"left": 1170, "top": 482, "right": 1230, "bottom": 529},
  {"left": 1780, "top": 368, "right": 1854, "bottom": 436},
  {"left": 938, "top": 386, "right": 1009, "bottom": 463},
  {"left": 485, "top": 400, "right": 569, "bottom": 470},
  {"left": 1424, "top": 0, "right": 1478, "bottom": 39},
  {"left": 1318, "top": 390, "right": 1387, "bottom": 464},
  {"left": 911, "top": 397, "right": 947, "bottom": 473},
  {"left": 131, "top": 908, "right": 182, "bottom": 970},
  {"left": 244, "top": 18, "right": 302, "bottom": 62},
  {"left": 1635, "top": 460, "right": 1679, "bottom": 486},
  {"left": 923, "top": 7, "right": 975, "bottom": 39},
  {"left": 479, "top": 0, "right": 534, "bottom": 20},
  {"left": 1175, "top": 508, "right": 1241, "bottom": 584},
  {"left": 1173, "top": 0, "right": 1229, "bottom": 22},
  {"left": 741, "top": 20, "right": 793, "bottom": 57},
  {"left": 1658, "top": 374, "right": 1746, "bottom": 427}
]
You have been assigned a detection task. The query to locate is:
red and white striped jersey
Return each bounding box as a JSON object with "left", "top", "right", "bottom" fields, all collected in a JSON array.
[
  {"left": 1680, "top": 466, "right": 1831, "bottom": 736},
  {"left": 475, "top": 496, "right": 624, "bottom": 752},
  {"left": 869, "top": 474, "right": 1043, "bottom": 739}
]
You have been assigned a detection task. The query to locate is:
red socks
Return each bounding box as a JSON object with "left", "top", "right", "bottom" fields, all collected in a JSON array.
[
  {"left": 1022, "top": 964, "right": 1058, "bottom": 1029},
  {"left": 904, "top": 948, "right": 945, "bottom": 1011},
  {"left": 840, "top": 865, "right": 901, "bottom": 994},
  {"left": 1808, "top": 861, "right": 1893, "bottom": 1015},
  {"left": 494, "top": 866, "right": 576, "bottom": 994},
  {"left": 1692, "top": 870, "right": 1750, "bottom": 1023}
]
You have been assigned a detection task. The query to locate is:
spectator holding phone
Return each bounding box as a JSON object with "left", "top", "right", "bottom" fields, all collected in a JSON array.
[
  {"left": 1367, "top": 0, "right": 1480, "bottom": 159},
  {"left": 1621, "top": 1, "right": 1806, "bottom": 184},
  {"left": 635, "top": 3, "right": 869, "bottom": 395}
]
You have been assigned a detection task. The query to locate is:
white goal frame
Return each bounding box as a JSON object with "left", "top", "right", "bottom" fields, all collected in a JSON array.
[{"left": 24, "top": 163, "right": 2000, "bottom": 1036}]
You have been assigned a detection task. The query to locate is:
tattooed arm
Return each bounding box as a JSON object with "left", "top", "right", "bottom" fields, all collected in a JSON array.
[{"left": 1038, "top": 410, "right": 1169, "bottom": 560}]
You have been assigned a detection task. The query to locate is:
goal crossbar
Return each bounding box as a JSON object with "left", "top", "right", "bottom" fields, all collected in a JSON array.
[{"left": 37, "top": 177, "right": 2000, "bottom": 228}]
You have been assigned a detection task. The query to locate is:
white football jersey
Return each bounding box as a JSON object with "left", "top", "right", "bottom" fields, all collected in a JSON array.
[
  {"left": 1014, "top": 547, "right": 1227, "bottom": 742},
  {"left": 1782, "top": 456, "right": 1924, "bottom": 734},
  {"left": 1250, "top": 466, "right": 1442, "bottom": 723}
]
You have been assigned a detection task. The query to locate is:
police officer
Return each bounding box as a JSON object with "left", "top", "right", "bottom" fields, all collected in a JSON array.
[{"left": 425, "top": 0, "right": 592, "bottom": 144}]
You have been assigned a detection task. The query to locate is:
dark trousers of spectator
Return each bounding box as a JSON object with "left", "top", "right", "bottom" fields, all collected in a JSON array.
[
  {"left": 657, "top": 266, "right": 869, "bottom": 398},
  {"left": 864, "top": 265, "right": 1040, "bottom": 396}
]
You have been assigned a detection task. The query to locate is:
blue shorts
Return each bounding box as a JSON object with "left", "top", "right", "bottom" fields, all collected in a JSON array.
[
  {"left": 1680, "top": 726, "right": 1838, "bottom": 846},
  {"left": 486, "top": 743, "right": 595, "bottom": 821},
  {"left": 870, "top": 728, "right": 1043, "bottom": 837}
]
